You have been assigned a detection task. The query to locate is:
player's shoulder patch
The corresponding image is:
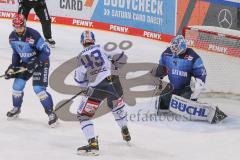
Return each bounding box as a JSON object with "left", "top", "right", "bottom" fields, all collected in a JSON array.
[
  {"left": 183, "top": 54, "right": 194, "bottom": 61},
  {"left": 26, "top": 27, "right": 41, "bottom": 41},
  {"left": 187, "top": 48, "right": 199, "bottom": 56},
  {"left": 162, "top": 47, "right": 173, "bottom": 56},
  {"left": 185, "top": 48, "right": 200, "bottom": 60},
  {"left": 9, "top": 31, "right": 17, "bottom": 42}
]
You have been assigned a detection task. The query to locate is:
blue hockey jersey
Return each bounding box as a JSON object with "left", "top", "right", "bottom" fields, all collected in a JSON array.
[
  {"left": 9, "top": 27, "right": 50, "bottom": 66},
  {"left": 160, "top": 47, "right": 206, "bottom": 91}
]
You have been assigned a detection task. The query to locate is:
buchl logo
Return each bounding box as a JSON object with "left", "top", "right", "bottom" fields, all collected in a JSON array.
[{"left": 0, "top": 0, "right": 15, "bottom": 4}]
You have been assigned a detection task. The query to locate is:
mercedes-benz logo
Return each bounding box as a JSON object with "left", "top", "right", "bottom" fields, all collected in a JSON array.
[{"left": 218, "top": 9, "right": 232, "bottom": 28}]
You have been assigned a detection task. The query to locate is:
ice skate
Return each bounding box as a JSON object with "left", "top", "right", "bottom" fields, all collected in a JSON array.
[
  {"left": 121, "top": 126, "right": 131, "bottom": 143},
  {"left": 77, "top": 137, "right": 99, "bottom": 156},
  {"left": 6, "top": 107, "right": 21, "bottom": 119},
  {"left": 48, "top": 112, "right": 59, "bottom": 128}
]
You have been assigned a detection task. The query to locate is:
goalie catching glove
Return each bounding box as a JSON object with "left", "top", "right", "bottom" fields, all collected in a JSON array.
[{"left": 151, "top": 64, "right": 168, "bottom": 79}]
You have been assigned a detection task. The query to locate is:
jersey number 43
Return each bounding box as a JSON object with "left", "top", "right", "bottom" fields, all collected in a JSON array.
[{"left": 80, "top": 49, "right": 105, "bottom": 69}]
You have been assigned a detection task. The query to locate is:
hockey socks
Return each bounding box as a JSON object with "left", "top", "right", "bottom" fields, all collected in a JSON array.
[
  {"left": 80, "top": 120, "right": 95, "bottom": 140},
  {"left": 112, "top": 104, "right": 128, "bottom": 128}
]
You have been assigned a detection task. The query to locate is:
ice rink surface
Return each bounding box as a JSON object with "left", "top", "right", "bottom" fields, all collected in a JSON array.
[{"left": 0, "top": 19, "right": 240, "bottom": 160}]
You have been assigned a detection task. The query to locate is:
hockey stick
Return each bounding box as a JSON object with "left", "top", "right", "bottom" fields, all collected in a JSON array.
[
  {"left": 54, "top": 90, "right": 85, "bottom": 112},
  {"left": 53, "top": 87, "right": 120, "bottom": 113},
  {"left": 0, "top": 67, "right": 27, "bottom": 78}
]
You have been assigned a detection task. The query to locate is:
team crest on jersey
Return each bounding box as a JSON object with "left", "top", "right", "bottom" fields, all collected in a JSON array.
[
  {"left": 18, "top": 45, "right": 24, "bottom": 51},
  {"left": 26, "top": 37, "right": 35, "bottom": 44},
  {"left": 173, "top": 60, "right": 178, "bottom": 66},
  {"left": 184, "top": 55, "right": 193, "bottom": 61}
]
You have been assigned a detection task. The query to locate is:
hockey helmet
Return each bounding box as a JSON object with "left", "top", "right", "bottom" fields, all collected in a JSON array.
[
  {"left": 12, "top": 14, "right": 26, "bottom": 35},
  {"left": 80, "top": 30, "right": 95, "bottom": 46},
  {"left": 170, "top": 35, "right": 187, "bottom": 55}
]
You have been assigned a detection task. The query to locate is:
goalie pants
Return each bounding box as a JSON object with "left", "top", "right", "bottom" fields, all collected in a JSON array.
[{"left": 158, "top": 86, "right": 192, "bottom": 110}]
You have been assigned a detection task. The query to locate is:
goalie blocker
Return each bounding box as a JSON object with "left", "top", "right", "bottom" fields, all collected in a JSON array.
[{"left": 169, "top": 95, "right": 227, "bottom": 124}]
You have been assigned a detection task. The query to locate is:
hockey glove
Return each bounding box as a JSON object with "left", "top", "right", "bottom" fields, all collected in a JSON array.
[
  {"left": 151, "top": 64, "right": 168, "bottom": 79},
  {"left": 190, "top": 78, "right": 205, "bottom": 100},
  {"left": 4, "top": 65, "right": 19, "bottom": 79},
  {"left": 109, "top": 51, "right": 128, "bottom": 69},
  {"left": 26, "top": 57, "right": 41, "bottom": 73}
]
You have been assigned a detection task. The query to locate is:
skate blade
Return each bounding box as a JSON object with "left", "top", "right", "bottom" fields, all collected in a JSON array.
[
  {"left": 77, "top": 150, "right": 100, "bottom": 156},
  {"left": 49, "top": 120, "right": 59, "bottom": 128},
  {"left": 7, "top": 114, "right": 20, "bottom": 120}
]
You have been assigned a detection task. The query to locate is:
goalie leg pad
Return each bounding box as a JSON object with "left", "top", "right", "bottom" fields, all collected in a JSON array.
[
  {"left": 169, "top": 95, "right": 209, "bottom": 121},
  {"left": 169, "top": 94, "right": 227, "bottom": 123}
]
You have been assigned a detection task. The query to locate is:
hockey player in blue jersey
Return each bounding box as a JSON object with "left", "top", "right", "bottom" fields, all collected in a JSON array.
[
  {"left": 4, "top": 14, "right": 58, "bottom": 126},
  {"left": 152, "top": 35, "right": 227, "bottom": 124}
]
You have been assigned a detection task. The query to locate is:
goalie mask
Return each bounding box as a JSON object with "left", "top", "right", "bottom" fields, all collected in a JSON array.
[
  {"left": 170, "top": 35, "right": 187, "bottom": 55},
  {"left": 80, "top": 30, "right": 95, "bottom": 46},
  {"left": 12, "top": 14, "right": 26, "bottom": 36}
]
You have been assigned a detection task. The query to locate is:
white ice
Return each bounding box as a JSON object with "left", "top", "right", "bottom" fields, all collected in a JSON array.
[{"left": 0, "top": 19, "right": 240, "bottom": 160}]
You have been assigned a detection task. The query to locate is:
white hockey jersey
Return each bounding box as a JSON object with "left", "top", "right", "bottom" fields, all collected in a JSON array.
[{"left": 74, "top": 44, "right": 112, "bottom": 87}]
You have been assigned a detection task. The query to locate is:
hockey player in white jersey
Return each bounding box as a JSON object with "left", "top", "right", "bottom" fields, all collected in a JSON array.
[{"left": 74, "top": 30, "right": 130, "bottom": 156}]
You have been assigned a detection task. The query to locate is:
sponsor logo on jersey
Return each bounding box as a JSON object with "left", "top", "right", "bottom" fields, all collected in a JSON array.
[
  {"left": 84, "top": 100, "right": 99, "bottom": 114},
  {"left": 170, "top": 98, "right": 207, "bottom": 117},
  {"left": 172, "top": 69, "right": 187, "bottom": 77},
  {"left": 26, "top": 37, "right": 35, "bottom": 44},
  {"left": 43, "top": 67, "right": 49, "bottom": 83},
  {"left": 80, "top": 45, "right": 99, "bottom": 54},
  {"left": 90, "top": 67, "right": 107, "bottom": 75},
  {"left": 18, "top": 52, "right": 36, "bottom": 58}
]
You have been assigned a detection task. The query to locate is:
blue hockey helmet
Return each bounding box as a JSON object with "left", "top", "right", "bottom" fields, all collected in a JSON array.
[
  {"left": 80, "top": 30, "right": 95, "bottom": 46},
  {"left": 170, "top": 35, "right": 187, "bottom": 55}
]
